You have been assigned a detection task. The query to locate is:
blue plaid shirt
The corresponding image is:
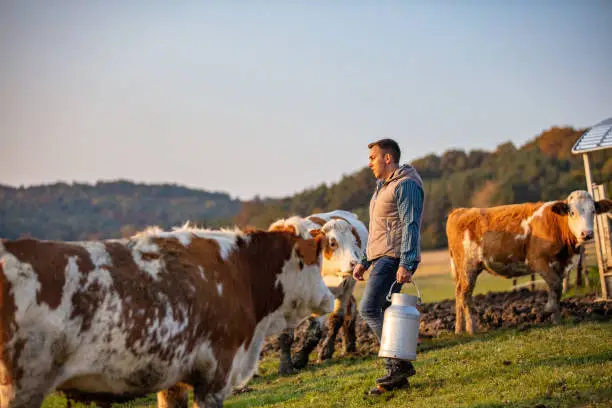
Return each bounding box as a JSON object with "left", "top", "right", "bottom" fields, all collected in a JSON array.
[{"left": 361, "top": 178, "right": 424, "bottom": 271}]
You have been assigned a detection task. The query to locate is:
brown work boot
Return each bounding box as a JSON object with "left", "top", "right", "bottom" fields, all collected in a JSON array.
[
  {"left": 368, "top": 377, "right": 409, "bottom": 395},
  {"left": 375, "top": 358, "right": 416, "bottom": 385}
]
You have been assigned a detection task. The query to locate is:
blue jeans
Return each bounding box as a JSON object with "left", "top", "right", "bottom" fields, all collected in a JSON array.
[{"left": 359, "top": 256, "right": 404, "bottom": 342}]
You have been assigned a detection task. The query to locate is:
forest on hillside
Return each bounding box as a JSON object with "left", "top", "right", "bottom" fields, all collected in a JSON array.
[
  {"left": 0, "top": 181, "right": 240, "bottom": 241},
  {"left": 1, "top": 126, "right": 610, "bottom": 248},
  {"left": 233, "top": 126, "right": 611, "bottom": 249}
]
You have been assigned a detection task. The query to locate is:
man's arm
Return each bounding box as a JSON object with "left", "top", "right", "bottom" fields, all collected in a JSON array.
[
  {"left": 359, "top": 251, "right": 371, "bottom": 270},
  {"left": 395, "top": 179, "right": 424, "bottom": 273}
]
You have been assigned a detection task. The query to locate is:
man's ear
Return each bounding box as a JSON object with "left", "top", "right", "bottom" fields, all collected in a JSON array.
[
  {"left": 595, "top": 199, "right": 612, "bottom": 214},
  {"left": 551, "top": 201, "right": 569, "bottom": 215},
  {"left": 383, "top": 152, "right": 393, "bottom": 165}
]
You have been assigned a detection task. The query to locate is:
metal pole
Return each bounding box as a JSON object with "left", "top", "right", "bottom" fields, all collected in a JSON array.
[
  {"left": 584, "top": 153, "right": 609, "bottom": 299},
  {"left": 583, "top": 153, "right": 594, "bottom": 196}
]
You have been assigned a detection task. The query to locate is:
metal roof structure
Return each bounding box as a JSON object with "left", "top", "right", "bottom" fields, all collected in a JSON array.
[{"left": 572, "top": 117, "right": 612, "bottom": 154}]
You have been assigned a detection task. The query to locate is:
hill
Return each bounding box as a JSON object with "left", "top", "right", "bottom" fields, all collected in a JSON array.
[{"left": 0, "top": 180, "right": 240, "bottom": 241}]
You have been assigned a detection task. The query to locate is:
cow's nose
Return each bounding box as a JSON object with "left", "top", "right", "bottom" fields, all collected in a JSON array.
[
  {"left": 349, "top": 260, "right": 357, "bottom": 269},
  {"left": 581, "top": 231, "right": 594, "bottom": 241}
]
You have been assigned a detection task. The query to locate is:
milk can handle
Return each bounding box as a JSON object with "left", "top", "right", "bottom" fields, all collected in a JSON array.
[{"left": 386, "top": 280, "right": 422, "bottom": 305}]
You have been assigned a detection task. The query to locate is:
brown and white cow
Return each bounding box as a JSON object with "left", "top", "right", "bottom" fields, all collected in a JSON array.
[
  {"left": 0, "top": 225, "right": 334, "bottom": 408},
  {"left": 268, "top": 210, "right": 368, "bottom": 374},
  {"left": 446, "top": 190, "right": 612, "bottom": 335}
]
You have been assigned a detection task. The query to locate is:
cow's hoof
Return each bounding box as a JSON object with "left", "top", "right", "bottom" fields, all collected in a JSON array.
[
  {"left": 317, "top": 348, "right": 334, "bottom": 362},
  {"left": 278, "top": 364, "right": 295, "bottom": 376}
]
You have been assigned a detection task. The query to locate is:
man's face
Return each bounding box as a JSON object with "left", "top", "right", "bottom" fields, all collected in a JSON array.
[{"left": 368, "top": 145, "right": 387, "bottom": 179}]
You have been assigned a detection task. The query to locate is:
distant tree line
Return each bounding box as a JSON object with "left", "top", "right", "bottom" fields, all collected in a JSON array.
[{"left": 1, "top": 127, "right": 609, "bottom": 249}]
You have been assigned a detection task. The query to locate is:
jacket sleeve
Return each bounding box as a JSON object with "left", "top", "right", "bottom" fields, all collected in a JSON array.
[{"left": 395, "top": 179, "right": 424, "bottom": 272}]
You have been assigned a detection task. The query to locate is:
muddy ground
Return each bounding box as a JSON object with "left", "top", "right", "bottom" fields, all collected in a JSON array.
[{"left": 261, "top": 289, "right": 612, "bottom": 358}]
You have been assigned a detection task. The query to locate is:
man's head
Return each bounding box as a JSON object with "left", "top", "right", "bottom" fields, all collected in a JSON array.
[{"left": 368, "top": 138, "right": 401, "bottom": 180}]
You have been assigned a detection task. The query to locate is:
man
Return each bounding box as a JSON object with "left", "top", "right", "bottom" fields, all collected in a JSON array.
[{"left": 353, "top": 138, "right": 425, "bottom": 395}]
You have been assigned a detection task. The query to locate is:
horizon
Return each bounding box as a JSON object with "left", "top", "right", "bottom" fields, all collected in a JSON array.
[{"left": 2, "top": 1, "right": 611, "bottom": 200}]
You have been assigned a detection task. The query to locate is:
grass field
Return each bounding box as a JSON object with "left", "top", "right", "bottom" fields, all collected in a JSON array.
[
  {"left": 41, "top": 245, "right": 610, "bottom": 408},
  {"left": 43, "top": 322, "right": 612, "bottom": 408}
]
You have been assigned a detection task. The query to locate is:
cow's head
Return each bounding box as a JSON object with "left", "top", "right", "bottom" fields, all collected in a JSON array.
[
  {"left": 551, "top": 190, "right": 612, "bottom": 244},
  {"left": 276, "top": 234, "right": 334, "bottom": 328},
  {"left": 310, "top": 219, "right": 362, "bottom": 278}
]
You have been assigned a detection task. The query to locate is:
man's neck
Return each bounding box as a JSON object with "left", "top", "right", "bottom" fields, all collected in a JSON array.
[{"left": 381, "top": 164, "right": 400, "bottom": 181}]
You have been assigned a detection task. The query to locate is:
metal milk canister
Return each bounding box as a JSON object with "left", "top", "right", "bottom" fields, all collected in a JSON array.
[{"left": 378, "top": 280, "right": 422, "bottom": 361}]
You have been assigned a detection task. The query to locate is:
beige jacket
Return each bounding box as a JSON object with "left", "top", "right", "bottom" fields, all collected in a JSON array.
[{"left": 366, "top": 164, "right": 424, "bottom": 262}]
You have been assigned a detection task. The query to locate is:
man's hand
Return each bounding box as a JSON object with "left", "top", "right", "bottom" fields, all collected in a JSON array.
[
  {"left": 353, "top": 263, "right": 366, "bottom": 281},
  {"left": 396, "top": 266, "right": 413, "bottom": 283}
]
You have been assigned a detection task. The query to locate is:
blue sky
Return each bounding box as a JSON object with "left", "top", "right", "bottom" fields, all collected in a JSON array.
[{"left": 1, "top": 1, "right": 611, "bottom": 199}]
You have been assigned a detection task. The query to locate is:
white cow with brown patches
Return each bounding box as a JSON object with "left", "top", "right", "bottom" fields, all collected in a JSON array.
[
  {"left": 446, "top": 190, "right": 612, "bottom": 335},
  {"left": 268, "top": 210, "right": 368, "bottom": 374},
  {"left": 0, "top": 225, "right": 334, "bottom": 408}
]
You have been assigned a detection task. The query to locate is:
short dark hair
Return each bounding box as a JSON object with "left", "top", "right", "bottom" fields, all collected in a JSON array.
[{"left": 368, "top": 138, "right": 401, "bottom": 164}]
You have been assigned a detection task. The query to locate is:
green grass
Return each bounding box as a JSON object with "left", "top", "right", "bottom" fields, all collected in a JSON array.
[{"left": 42, "top": 321, "right": 612, "bottom": 408}]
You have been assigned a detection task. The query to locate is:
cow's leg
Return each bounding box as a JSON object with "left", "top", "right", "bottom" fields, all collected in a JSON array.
[
  {"left": 0, "top": 383, "right": 46, "bottom": 408},
  {"left": 454, "top": 279, "right": 466, "bottom": 334},
  {"left": 277, "top": 328, "right": 295, "bottom": 375},
  {"left": 318, "top": 315, "right": 343, "bottom": 361},
  {"left": 192, "top": 383, "right": 224, "bottom": 408},
  {"left": 451, "top": 254, "right": 473, "bottom": 335},
  {"left": 292, "top": 317, "right": 322, "bottom": 369},
  {"left": 463, "top": 268, "right": 481, "bottom": 335},
  {"left": 542, "top": 273, "right": 563, "bottom": 324},
  {"left": 341, "top": 296, "right": 357, "bottom": 355},
  {"left": 0, "top": 334, "right": 61, "bottom": 408},
  {"left": 158, "top": 384, "right": 190, "bottom": 408},
  {"left": 193, "top": 392, "right": 223, "bottom": 408},
  {"left": 535, "top": 261, "right": 563, "bottom": 324},
  {"left": 562, "top": 268, "right": 570, "bottom": 293},
  {"left": 576, "top": 246, "right": 589, "bottom": 288},
  {"left": 318, "top": 298, "right": 344, "bottom": 361}
]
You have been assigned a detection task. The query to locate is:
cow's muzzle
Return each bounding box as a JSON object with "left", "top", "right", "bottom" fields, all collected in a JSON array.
[{"left": 580, "top": 231, "right": 594, "bottom": 241}]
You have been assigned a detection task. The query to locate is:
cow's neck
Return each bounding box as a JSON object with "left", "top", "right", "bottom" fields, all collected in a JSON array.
[{"left": 239, "top": 233, "right": 290, "bottom": 324}]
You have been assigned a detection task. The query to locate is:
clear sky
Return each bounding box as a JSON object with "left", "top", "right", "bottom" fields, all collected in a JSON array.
[{"left": 1, "top": 1, "right": 611, "bottom": 200}]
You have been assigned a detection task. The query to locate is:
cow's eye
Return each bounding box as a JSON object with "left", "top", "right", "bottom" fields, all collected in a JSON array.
[
  {"left": 570, "top": 210, "right": 576, "bottom": 217},
  {"left": 329, "top": 240, "right": 337, "bottom": 249}
]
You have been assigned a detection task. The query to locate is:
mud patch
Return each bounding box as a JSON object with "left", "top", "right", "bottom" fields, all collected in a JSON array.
[{"left": 261, "top": 289, "right": 612, "bottom": 357}]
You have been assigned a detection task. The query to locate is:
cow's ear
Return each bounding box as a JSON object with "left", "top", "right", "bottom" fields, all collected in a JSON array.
[
  {"left": 314, "top": 234, "right": 328, "bottom": 257},
  {"left": 595, "top": 199, "right": 612, "bottom": 214},
  {"left": 295, "top": 237, "right": 320, "bottom": 266},
  {"left": 551, "top": 201, "right": 569, "bottom": 215},
  {"left": 309, "top": 229, "right": 322, "bottom": 238}
]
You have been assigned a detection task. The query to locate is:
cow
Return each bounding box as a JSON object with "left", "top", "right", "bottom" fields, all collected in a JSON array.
[
  {"left": 446, "top": 190, "right": 612, "bottom": 335},
  {"left": 268, "top": 210, "right": 368, "bottom": 374},
  {"left": 0, "top": 224, "right": 334, "bottom": 408}
]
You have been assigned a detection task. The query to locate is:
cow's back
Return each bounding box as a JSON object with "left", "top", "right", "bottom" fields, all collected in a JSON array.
[
  {"left": 0, "top": 234, "right": 255, "bottom": 403},
  {"left": 447, "top": 202, "right": 553, "bottom": 278}
]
